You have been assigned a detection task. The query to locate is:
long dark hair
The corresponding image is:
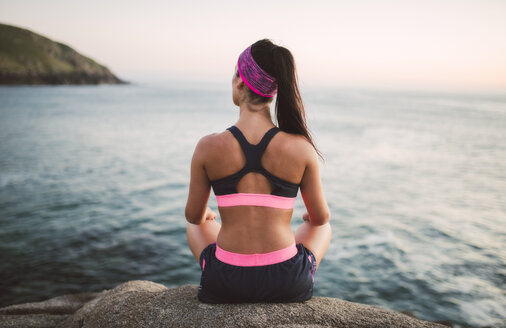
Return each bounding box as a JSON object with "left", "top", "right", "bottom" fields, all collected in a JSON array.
[{"left": 237, "top": 39, "right": 324, "bottom": 161}]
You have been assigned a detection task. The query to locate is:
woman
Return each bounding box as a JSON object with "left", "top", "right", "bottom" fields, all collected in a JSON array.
[{"left": 185, "top": 39, "right": 331, "bottom": 303}]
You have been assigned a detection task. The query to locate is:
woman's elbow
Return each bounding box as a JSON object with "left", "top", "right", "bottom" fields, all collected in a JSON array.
[
  {"left": 310, "top": 209, "right": 331, "bottom": 226},
  {"left": 186, "top": 216, "right": 200, "bottom": 225},
  {"left": 185, "top": 208, "right": 202, "bottom": 225}
]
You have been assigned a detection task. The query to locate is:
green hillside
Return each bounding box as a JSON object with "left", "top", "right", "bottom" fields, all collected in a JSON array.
[{"left": 0, "top": 23, "right": 126, "bottom": 85}]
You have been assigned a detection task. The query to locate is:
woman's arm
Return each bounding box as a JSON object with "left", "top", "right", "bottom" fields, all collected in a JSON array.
[
  {"left": 185, "top": 135, "right": 216, "bottom": 225},
  {"left": 299, "top": 145, "right": 331, "bottom": 226}
]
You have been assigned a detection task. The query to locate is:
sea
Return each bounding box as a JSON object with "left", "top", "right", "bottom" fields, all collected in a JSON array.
[{"left": 0, "top": 82, "right": 504, "bottom": 328}]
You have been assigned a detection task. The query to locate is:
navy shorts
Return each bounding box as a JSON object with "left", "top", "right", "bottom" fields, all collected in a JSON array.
[{"left": 198, "top": 243, "right": 317, "bottom": 303}]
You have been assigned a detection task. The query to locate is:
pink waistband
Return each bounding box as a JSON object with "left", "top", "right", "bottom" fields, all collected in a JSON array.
[
  {"left": 215, "top": 242, "right": 298, "bottom": 267},
  {"left": 216, "top": 193, "right": 295, "bottom": 209}
]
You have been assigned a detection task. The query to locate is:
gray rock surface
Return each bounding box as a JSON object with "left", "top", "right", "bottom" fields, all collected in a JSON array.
[
  {"left": 0, "top": 280, "right": 449, "bottom": 328},
  {"left": 0, "top": 292, "right": 98, "bottom": 328}
]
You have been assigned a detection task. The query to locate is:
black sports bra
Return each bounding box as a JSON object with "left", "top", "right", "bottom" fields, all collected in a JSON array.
[{"left": 210, "top": 125, "right": 300, "bottom": 209}]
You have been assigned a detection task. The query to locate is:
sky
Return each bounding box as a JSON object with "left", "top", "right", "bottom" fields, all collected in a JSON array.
[{"left": 1, "top": 0, "right": 506, "bottom": 92}]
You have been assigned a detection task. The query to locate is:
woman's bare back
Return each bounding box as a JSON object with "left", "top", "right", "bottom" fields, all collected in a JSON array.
[{"left": 202, "top": 125, "right": 311, "bottom": 253}]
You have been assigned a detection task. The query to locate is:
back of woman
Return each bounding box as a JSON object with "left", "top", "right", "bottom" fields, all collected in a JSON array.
[
  {"left": 185, "top": 39, "right": 331, "bottom": 303},
  {"left": 203, "top": 126, "right": 308, "bottom": 253}
]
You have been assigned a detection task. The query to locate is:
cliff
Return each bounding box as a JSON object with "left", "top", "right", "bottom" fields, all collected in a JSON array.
[
  {"left": 0, "top": 23, "right": 125, "bottom": 85},
  {"left": 0, "top": 280, "right": 450, "bottom": 328}
]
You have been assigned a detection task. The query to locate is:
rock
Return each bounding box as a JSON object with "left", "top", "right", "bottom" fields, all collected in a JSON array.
[
  {"left": 0, "top": 292, "right": 98, "bottom": 328},
  {"left": 0, "top": 292, "right": 100, "bottom": 315},
  {"left": 0, "top": 280, "right": 449, "bottom": 328}
]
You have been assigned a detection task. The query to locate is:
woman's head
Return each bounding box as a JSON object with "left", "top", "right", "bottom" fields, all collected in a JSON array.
[
  {"left": 233, "top": 40, "right": 278, "bottom": 106},
  {"left": 234, "top": 39, "right": 323, "bottom": 160}
]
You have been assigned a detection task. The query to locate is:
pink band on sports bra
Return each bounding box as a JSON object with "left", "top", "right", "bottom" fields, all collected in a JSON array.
[
  {"left": 216, "top": 193, "right": 295, "bottom": 209},
  {"left": 216, "top": 242, "right": 297, "bottom": 267}
]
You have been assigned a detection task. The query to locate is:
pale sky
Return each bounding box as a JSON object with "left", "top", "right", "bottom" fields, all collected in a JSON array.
[{"left": 1, "top": 0, "right": 506, "bottom": 92}]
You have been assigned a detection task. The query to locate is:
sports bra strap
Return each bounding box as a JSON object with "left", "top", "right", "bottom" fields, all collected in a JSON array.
[
  {"left": 256, "top": 127, "right": 281, "bottom": 154},
  {"left": 227, "top": 125, "right": 280, "bottom": 169},
  {"left": 227, "top": 126, "right": 250, "bottom": 148}
]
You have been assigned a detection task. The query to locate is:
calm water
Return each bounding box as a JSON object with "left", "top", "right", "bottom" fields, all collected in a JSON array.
[{"left": 0, "top": 83, "right": 505, "bottom": 327}]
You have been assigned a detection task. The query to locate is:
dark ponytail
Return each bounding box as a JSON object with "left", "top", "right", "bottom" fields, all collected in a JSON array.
[{"left": 245, "top": 39, "right": 324, "bottom": 161}]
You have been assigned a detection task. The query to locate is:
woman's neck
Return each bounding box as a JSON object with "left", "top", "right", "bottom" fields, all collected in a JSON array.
[{"left": 236, "top": 103, "right": 275, "bottom": 129}]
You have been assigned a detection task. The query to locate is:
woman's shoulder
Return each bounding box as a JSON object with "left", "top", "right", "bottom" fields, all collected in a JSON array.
[
  {"left": 275, "top": 130, "right": 318, "bottom": 159},
  {"left": 193, "top": 129, "right": 235, "bottom": 155},
  {"left": 195, "top": 128, "right": 316, "bottom": 163}
]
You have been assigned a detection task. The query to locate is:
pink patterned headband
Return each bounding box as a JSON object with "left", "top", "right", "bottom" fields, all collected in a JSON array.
[{"left": 237, "top": 45, "right": 278, "bottom": 98}]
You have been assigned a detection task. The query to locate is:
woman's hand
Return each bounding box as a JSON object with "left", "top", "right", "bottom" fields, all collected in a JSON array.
[
  {"left": 205, "top": 207, "right": 218, "bottom": 221},
  {"left": 302, "top": 212, "right": 310, "bottom": 222}
]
